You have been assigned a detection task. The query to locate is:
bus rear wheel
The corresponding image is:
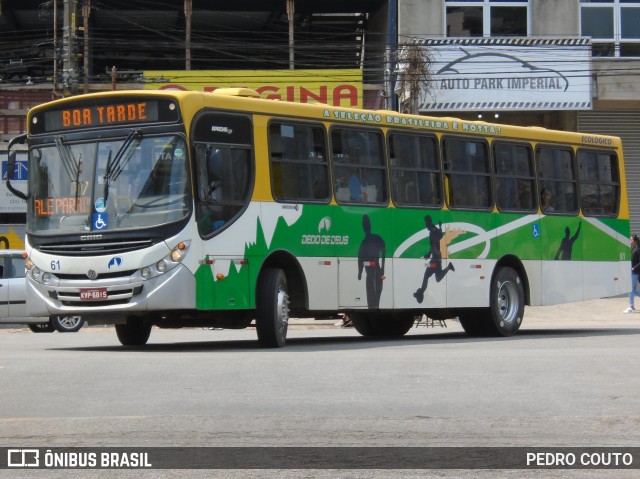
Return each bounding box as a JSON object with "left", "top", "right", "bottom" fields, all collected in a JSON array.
[
  {"left": 115, "top": 319, "right": 152, "bottom": 346},
  {"left": 350, "top": 312, "right": 377, "bottom": 336},
  {"left": 255, "top": 268, "right": 289, "bottom": 348},
  {"left": 351, "top": 312, "right": 415, "bottom": 337},
  {"left": 459, "top": 266, "right": 524, "bottom": 337}
]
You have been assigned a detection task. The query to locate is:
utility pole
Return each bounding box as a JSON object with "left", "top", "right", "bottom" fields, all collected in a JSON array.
[
  {"left": 185, "top": 0, "right": 192, "bottom": 70},
  {"left": 286, "top": 0, "right": 294, "bottom": 69},
  {"left": 82, "top": 0, "right": 91, "bottom": 93},
  {"left": 53, "top": 0, "right": 59, "bottom": 97},
  {"left": 62, "top": 0, "right": 79, "bottom": 95}
]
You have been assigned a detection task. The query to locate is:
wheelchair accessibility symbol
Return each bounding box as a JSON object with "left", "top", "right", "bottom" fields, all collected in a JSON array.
[
  {"left": 93, "top": 213, "right": 108, "bottom": 230},
  {"left": 532, "top": 224, "right": 540, "bottom": 238}
]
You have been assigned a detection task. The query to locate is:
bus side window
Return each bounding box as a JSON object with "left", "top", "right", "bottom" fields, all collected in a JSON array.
[
  {"left": 196, "top": 144, "right": 209, "bottom": 202},
  {"left": 195, "top": 144, "right": 252, "bottom": 236},
  {"left": 494, "top": 141, "right": 536, "bottom": 212},
  {"left": 196, "top": 145, "right": 223, "bottom": 201},
  {"left": 536, "top": 146, "right": 578, "bottom": 214},
  {"left": 578, "top": 149, "right": 619, "bottom": 216},
  {"left": 389, "top": 132, "right": 441, "bottom": 207},
  {"left": 332, "top": 127, "right": 387, "bottom": 204},
  {"left": 443, "top": 137, "right": 491, "bottom": 210},
  {"left": 269, "top": 122, "right": 329, "bottom": 202}
]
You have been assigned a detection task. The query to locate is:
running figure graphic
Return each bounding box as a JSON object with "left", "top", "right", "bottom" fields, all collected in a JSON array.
[
  {"left": 357, "top": 214, "right": 386, "bottom": 309},
  {"left": 414, "top": 215, "right": 456, "bottom": 304}
]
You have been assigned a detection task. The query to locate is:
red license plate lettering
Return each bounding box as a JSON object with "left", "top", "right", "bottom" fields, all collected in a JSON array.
[{"left": 80, "top": 288, "right": 108, "bottom": 301}]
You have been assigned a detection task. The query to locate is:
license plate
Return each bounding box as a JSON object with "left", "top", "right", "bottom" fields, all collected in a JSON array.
[{"left": 80, "top": 288, "right": 108, "bottom": 301}]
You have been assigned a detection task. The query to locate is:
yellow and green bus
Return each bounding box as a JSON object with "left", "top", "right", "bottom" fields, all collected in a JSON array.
[{"left": 6, "top": 88, "right": 630, "bottom": 347}]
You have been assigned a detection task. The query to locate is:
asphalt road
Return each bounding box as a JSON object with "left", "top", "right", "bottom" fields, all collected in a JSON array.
[{"left": 1, "top": 296, "right": 639, "bottom": 479}]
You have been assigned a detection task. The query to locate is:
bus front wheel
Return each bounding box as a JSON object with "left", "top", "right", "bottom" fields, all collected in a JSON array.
[
  {"left": 115, "top": 319, "right": 152, "bottom": 346},
  {"left": 256, "top": 268, "right": 289, "bottom": 348}
]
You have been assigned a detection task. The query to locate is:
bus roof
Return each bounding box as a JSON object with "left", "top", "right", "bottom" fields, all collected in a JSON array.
[{"left": 29, "top": 89, "right": 622, "bottom": 148}]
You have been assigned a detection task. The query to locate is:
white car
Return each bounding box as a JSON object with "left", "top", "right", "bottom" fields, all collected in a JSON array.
[{"left": 0, "top": 250, "right": 84, "bottom": 332}]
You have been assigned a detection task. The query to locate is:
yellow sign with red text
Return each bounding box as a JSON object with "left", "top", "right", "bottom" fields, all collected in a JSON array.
[{"left": 143, "top": 69, "right": 362, "bottom": 108}]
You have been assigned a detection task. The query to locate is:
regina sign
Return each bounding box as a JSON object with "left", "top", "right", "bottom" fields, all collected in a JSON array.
[
  {"left": 143, "top": 69, "right": 362, "bottom": 108},
  {"left": 414, "top": 38, "right": 592, "bottom": 112}
]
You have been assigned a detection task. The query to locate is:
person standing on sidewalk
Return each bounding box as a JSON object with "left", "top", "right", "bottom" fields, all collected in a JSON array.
[{"left": 624, "top": 234, "right": 640, "bottom": 313}]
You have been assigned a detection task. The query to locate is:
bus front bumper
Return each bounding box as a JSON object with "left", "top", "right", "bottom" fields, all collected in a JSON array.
[{"left": 25, "top": 264, "right": 196, "bottom": 318}]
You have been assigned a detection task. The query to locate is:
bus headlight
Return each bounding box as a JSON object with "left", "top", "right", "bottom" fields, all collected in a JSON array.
[
  {"left": 24, "top": 257, "right": 34, "bottom": 270},
  {"left": 136, "top": 240, "right": 190, "bottom": 280},
  {"left": 31, "top": 266, "right": 42, "bottom": 281},
  {"left": 41, "top": 272, "right": 52, "bottom": 284}
]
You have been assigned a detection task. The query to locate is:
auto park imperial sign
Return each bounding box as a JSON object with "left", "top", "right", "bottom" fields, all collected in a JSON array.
[{"left": 411, "top": 38, "right": 592, "bottom": 112}]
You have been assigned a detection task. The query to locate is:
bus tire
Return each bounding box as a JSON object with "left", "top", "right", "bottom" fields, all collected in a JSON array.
[
  {"left": 458, "top": 309, "right": 489, "bottom": 336},
  {"left": 372, "top": 313, "right": 415, "bottom": 336},
  {"left": 115, "top": 319, "right": 152, "bottom": 346},
  {"left": 256, "top": 268, "right": 289, "bottom": 348},
  {"left": 350, "top": 312, "right": 377, "bottom": 336},
  {"left": 461, "top": 267, "right": 524, "bottom": 337},
  {"left": 487, "top": 266, "right": 524, "bottom": 336},
  {"left": 51, "top": 315, "right": 84, "bottom": 333},
  {"left": 351, "top": 312, "right": 415, "bottom": 337}
]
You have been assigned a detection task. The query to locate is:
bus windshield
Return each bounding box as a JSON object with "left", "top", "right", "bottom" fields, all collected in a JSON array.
[{"left": 28, "top": 133, "right": 191, "bottom": 233}]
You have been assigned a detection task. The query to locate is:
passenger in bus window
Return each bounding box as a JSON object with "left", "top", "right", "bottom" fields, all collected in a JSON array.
[
  {"left": 518, "top": 181, "right": 533, "bottom": 210},
  {"left": 540, "top": 188, "right": 555, "bottom": 213},
  {"left": 348, "top": 172, "right": 363, "bottom": 201},
  {"left": 206, "top": 147, "right": 223, "bottom": 201}
]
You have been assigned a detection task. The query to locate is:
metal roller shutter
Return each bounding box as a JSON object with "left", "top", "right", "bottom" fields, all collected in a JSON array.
[{"left": 578, "top": 110, "right": 640, "bottom": 234}]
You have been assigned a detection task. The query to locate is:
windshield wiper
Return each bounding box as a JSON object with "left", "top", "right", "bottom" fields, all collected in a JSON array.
[
  {"left": 54, "top": 136, "right": 79, "bottom": 182},
  {"left": 54, "top": 136, "right": 85, "bottom": 201},
  {"left": 103, "top": 129, "right": 142, "bottom": 202}
]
